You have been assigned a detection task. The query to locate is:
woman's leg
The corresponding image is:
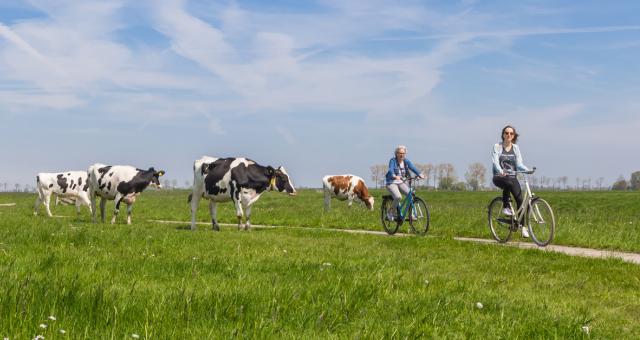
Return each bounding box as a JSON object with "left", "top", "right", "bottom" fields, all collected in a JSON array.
[
  {"left": 386, "top": 183, "right": 403, "bottom": 208},
  {"left": 492, "top": 176, "right": 512, "bottom": 208}
]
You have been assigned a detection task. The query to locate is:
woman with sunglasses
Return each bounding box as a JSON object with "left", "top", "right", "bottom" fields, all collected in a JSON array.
[
  {"left": 385, "top": 145, "right": 424, "bottom": 220},
  {"left": 491, "top": 125, "right": 530, "bottom": 237}
]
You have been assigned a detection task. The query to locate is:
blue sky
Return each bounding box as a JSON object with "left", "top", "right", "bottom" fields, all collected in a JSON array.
[{"left": 1, "top": 0, "right": 639, "bottom": 189}]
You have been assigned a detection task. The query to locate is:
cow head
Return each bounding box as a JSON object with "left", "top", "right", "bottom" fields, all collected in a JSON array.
[
  {"left": 147, "top": 168, "right": 165, "bottom": 189},
  {"left": 354, "top": 179, "right": 374, "bottom": 211},
  {"left": 270, "top": 166, "right": 296, "bottom": 195}
]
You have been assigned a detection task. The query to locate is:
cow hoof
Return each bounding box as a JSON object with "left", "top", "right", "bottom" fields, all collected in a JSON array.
[{"left": 212, "top": 224, "right": 220, "bottom": 231}]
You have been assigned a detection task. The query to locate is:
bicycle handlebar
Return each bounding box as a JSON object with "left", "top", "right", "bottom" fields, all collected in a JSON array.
[{"left": 509, "top": 166, "right": 536, "bottom": 175}]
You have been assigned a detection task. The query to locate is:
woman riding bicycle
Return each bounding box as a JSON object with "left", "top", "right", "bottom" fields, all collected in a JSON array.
[
  {"left": 385, "top": 145, "right": 424, "bottom": 220},
  {"left": 491, "top": 125, "right": 530, "bottom": 237}
]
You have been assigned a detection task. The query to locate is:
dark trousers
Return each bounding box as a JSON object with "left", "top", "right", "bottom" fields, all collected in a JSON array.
[{"left": 492, "top": 175, "right": 523, "bottom": 211}]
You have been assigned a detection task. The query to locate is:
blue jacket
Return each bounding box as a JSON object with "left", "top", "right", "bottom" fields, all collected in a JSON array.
[
  {"left": 385, "top": 157, "right": 421, "bottom": 185},
  {"left": 492, "top": 143, "right": 529, "bottom": 175}
]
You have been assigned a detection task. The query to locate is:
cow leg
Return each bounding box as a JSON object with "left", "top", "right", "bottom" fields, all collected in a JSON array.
[
  {"left": 323, "top": 188, "right": 331, "bottom": 212},
  {"left": 34, "top": 189, "right": 45, "bottom": 216},
  {"left": 90, "top": 192, "right": 98, "bottom": 223},
  {"left": 209, "top": 200, "right": 219, "bottom": 231},
  {"left": 126, "top": 203, "right": 133, "bottom": 225},
  {"left": 75, "top": 198, "right": 82, "bottom": 216},
  {"left": 244, "top": 204, "right": 252, "bottom": 230},
  {"left": 190, "top": 190, "right": 202, "bottom": 231},
  {"left": 42, "top": 192, "right": 53, "bottom": 217},
  {"left": 234, "top": 201, "right": 244, "bottom": 230},
  {"left": 111, "top": 194, "right": 123, "bottom": 224},
  {"left": 347, "top": 195, "right": 354, "bottom": 209},
  {"left": 99, "top": 197, "right": 107, "bottom": 223},
  {"left": 80, "top": 194, "right": 93, "bottom": 215}
]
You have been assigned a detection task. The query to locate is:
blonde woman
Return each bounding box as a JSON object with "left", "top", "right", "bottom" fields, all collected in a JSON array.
[{"left": 385, "top": 145, "right": 424, "bottom": 219}]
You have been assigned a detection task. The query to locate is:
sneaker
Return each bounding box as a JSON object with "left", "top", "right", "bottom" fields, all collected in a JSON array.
[
  {"left": 521, "top": 227, "right": 530, "bottom": 238},
  {"left": 502, "top": 207, "right": 513, "bottom": 216}
]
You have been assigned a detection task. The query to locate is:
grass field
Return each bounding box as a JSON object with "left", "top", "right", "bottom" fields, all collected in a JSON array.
[{"left": 1, "top": 190, "right": 639, "bottom": 338}]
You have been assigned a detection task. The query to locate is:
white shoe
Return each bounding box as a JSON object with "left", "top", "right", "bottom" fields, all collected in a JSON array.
[
  {"left": 521, "top": 227, "right": 530, "bottom": 238},
  {"left": 502, "top": 208, "right": 513, "bottom": 216}
]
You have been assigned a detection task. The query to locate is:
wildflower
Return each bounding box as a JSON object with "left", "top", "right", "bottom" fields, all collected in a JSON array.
[
  {"left": 476, "top": 302, "right": 483, "bottom": 309},
  {"left": 581, "top": 325, "right": 590, "bottom": 334},
  {"left": 59, "top": 329, "right": 66, "bottom": 334},
  {"left": 283, "top": 249, "right": 287, "bottom": 253},
  {"left": 48, "top": 316, "right": 56, "bottom": 321},
  {"left": 34, "top": 336, "right": 45, "bottom": 340},
  {"left": 39, "top": 324, "right": 47, "bottom": 329},
  {"left": 322, "top": 262, "right": 332, "bottom": 266},
  {"left": 132, "top": 334, "right": 140, "bottom": 339},
  {"left": 424, "top": 279, "right": 429, "bottom": 285}
]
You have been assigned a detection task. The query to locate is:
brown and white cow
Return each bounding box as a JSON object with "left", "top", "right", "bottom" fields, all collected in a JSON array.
[
  {"left": 322, "top": 174, "right": 374, "bottom": 211},
  {"left": 34, "top": 171, "right": 92, "bottom": 217}
]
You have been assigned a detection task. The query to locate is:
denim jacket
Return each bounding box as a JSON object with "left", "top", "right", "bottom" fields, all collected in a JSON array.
[
  {"left": 385, "top": 157, "right": 421, "bottom": 185},
  {"left": 492, "top": 143, "right": 529, "bottom": 175}
]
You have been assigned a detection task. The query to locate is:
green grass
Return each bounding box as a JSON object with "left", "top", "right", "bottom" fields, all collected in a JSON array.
[{"left": 1, "top": 191, "right": 639, "bottom": 338}]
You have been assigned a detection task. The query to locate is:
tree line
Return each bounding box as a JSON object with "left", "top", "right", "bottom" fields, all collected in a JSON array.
[{"left": 370, "top": 165, "right": 640, "bottom": 192}]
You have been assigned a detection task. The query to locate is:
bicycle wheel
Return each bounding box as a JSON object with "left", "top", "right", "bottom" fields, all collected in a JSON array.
[
  {"left": 381, "top": 197, "right": 400, "bottom": 235},
  {"left": 527, "top": 197, "right": 555, "bottom": 246},
  {"left": 409, "top": 197, "right": 430, "bottom": 235},
  {"left": 488, "top": 197, "right": 513, "bottom": 243}
]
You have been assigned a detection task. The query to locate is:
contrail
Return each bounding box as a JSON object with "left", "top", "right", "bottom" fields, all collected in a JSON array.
[
  {"left": 0, "top": 22, "right": 63, "bottom": 74},
  {"left": 373, "top": 25, "right": 640, "bottom": 41}
]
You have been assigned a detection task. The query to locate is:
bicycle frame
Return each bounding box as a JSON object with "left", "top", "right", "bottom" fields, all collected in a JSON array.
[
  {"left": 397, "top": 178, "right": 419, "bottom": 222},
  {"left": 511, "top": 170, "right": 535, "bottom": 225}
]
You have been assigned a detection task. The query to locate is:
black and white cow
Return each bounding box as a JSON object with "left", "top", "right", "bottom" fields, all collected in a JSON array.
[
  {"left": 88, "top": 163, "right": 165, "bottom": 224},
  {"left": 34, "top": 171, "right": 92, "bottom": 217},
  {"left": 189, "top": 156, "right": 296, "bottom": 231}
]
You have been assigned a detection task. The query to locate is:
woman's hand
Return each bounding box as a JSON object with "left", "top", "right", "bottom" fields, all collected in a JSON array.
[{"left": 394, "top": 176, "right": 402, "bottom": 180}]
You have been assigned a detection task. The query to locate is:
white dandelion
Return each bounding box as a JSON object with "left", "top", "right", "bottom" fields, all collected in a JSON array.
[
  {"left": 581, "top": 325, "right": 590, "bottom": 334},
  {"left": 424, "top": 279, "right": 430, "bottom": 285},
  {"left": 59, "top": 329, "right": 66, "bottom": 334},
  {"left": 39, "top": 324, "right": 47, "bottom": 329},
  {"left": 283, "top": 249, "right": 288, "bottom": 253},
  {"left": 33, "top": 336, "right": 45, "bottom": 340},
  {"left": 476, "top": 302, "right": 484, "bottom": 309},
  {"left": 132, "top": 334, "right": 140, "bottom": 339},
  {"left": 48, "top": 316, "right": 56, "bottom": 321},
  {"left": 322, "top": 262, "right": 332, "bottom": 266}
]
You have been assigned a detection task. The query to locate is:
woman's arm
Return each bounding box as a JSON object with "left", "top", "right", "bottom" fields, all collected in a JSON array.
[
  {"left": 491, "top": 143, "right": 503, "bottom": 174},
  {"left": 514, "top": 144, "right": 529, "bottom": 171}
]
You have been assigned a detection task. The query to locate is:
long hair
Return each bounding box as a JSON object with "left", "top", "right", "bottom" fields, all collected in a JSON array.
[{"left": 501, "top": 125, "right": 519, "bottom": 144}]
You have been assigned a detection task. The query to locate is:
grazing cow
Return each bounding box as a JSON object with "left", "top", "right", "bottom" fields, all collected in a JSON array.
[
  {"left": 189, "top": 156, "right": 296, "bottom": 231},
  {"left": 88, "top": 164, "right": 165, "bottom": 224},
  {"left": 34, "top": 171, "right": 92, "bottom": 217},
  {"left": 322, "top": 174, "right": 374, "bottom": 211}
]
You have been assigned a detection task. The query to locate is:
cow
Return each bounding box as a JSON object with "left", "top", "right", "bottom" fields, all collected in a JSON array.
[
  {"left": 34, "top": 171, "right": 92, "bottom": 217},
  {"left": 88, "top": 164, "right": 165, "bottom": 224},
  {"left": 188, "top": 156, "right": 296, "bottom": 231},
  {"left": 322, "top": 174, "right": 374, "bottom": 212}
]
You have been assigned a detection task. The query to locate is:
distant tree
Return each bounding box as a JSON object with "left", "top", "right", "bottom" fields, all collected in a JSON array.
[
  {"left": 438, "top": 163, "right": 457, "bottom": 190},
  {"left": 171, "top": 179, "right": 178, "bottom": 189},
  {"left": 575, "top": 177, "right": 581, "bottom": 191},
  {"left": 451, "top": 181, "right": 467, "bottom": 191},
  {"left": 416, "top": 163, "right": 434, "bottom": 189},
  {"left": 465, "top": 162, "right": 486, "bottom": 191},
  {"left": 630, "top": 171, "right": 640, "bottom": 191},
  {"left": 595, "top": 177, "right": 605, "bottom": 190},
  {"left": 560, "top": 176, "right": 568, "bottom": 190},
  {"left": 611, "top": 175, "right": 628, "bottom": 191},
  {"left": 184, "top": 180, "right": 191, "bottom": 188},
  {"left": 14, "top": 183, "right": 20, "bottom": 192},
  {"left": 370, "top": 164, "right": 387, "bottom": 189}
]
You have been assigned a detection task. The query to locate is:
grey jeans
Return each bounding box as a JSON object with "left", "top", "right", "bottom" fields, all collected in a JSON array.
[{"left": 386, "top": 182, "right": 410, "bottom": 208}]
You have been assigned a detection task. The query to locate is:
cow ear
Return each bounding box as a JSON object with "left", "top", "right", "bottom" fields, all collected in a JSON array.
[
  {"left": 267, "top": 166, "right": 275, "bottom": 176},
  {"left": 157, "top": 170, "right": 165, "bottom": 177}
]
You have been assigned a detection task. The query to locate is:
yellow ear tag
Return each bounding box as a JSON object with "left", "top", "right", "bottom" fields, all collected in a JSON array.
[
  {"left": 270, "top": 177, "right": 276, "bottom": 190},
  {"left": 159, "top": 171, "right": 165, "bottom": 177}
]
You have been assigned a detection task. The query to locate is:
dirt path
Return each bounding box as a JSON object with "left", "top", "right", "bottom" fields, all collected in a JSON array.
[
  {"left": 149, "top": 220, "right": 640, "bottom": 265},
  {"left": 0, "top": 203, "right": 16, "bottom": 207},
  {"left": 454, "top": 237, "right": 640, "bottom": 265}
]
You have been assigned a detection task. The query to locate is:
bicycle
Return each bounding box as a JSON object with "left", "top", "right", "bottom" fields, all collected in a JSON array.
[
  {"left": 381, "top": 177, "right": 430, "bottom": 235},
  {"left": 487, "top": 167, "right": 556, "bottom": 246}
]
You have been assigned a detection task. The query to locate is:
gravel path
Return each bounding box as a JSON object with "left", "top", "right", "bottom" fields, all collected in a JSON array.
[{"left": 149, "top": 219, "right": 640, "bottom": 265}]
